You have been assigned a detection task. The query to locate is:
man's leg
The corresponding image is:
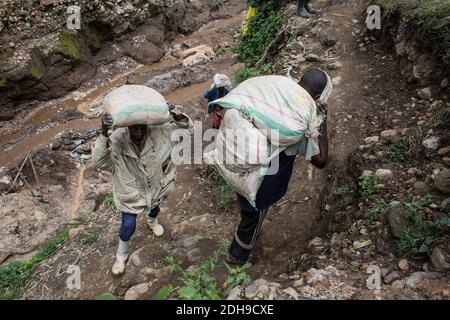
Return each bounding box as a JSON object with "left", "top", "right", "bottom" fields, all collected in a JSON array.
[
  {"left": 228, "top": 208, "right": 269, "bottom": 264},
  {"left": 113, "top": 213, "right": 137, "bottom": 275},
  {"left": 297, "top": 0, "right": 312, "bottom": 17},
  {"left": 305, "top": 0, "right": 318, "bottom": 14},
  {"left": 147, "top": 206, "right": 164, "bottom": 237}
]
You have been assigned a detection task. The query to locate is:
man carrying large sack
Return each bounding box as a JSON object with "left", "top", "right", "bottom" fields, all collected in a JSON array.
[
  {"left": 227, "top": 68, "right": 330, "bottom": 265},
  {"left": 92, "top": 85, "right": 193, "bottom": 275}
]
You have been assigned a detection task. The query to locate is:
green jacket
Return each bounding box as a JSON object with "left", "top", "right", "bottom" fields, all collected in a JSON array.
[{"left": 92, "top": 114, "right": 193, "bottom": 214}]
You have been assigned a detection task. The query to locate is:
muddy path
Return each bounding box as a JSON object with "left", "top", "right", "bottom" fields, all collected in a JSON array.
[{"left": 2, "top": 0, "right": 437, "bottom": 300}]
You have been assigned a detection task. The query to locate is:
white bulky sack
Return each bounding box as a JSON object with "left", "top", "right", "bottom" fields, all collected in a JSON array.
[
  {"left": 212, "top": 75, "right": 327, "bottom": 147},
  {"left": 204, "top": 109, "right": 284, "bottom": 209},
  {"left": 104, "top": 85, "right": 171, "bottom": 128},
  {"left": 216, "top": 109, "right": 273, "bottom": 172}
]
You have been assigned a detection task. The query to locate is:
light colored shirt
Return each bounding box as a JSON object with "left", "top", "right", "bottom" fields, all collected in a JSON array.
[{"left": 284, "top": 137, "right": 320, "bottom": 161}]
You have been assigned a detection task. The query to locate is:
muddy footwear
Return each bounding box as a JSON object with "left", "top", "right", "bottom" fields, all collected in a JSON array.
[
  {"left": 147, "top": 218, "right": 164, "bottom": 237},
  {"left": 112, "top": 239, "right": 128, "bottom": 275},
  {"left": 226, "top": 252, "right": 256, "bottom": 266},
  {"left": 297, "top": 0, "right": 312, "bottom": 17},
  {"left": 112, "top": 254, "right": 128, "bottom": 275},
  {"left": 305, "top": 1, "right": 318, "bottom": 14}
]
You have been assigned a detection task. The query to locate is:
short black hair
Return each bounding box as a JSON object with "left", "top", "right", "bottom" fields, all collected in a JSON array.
[{"left": 299, "top": 68, "right": 327, "bottom": 99}]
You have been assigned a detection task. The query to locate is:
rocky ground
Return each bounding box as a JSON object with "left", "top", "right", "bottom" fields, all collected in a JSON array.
[
  {"left": 0, "top": 0, "right": 233, "bottom": 108},
  {"left": 0, "top": 0, "right": 449, "bottom": 300}
]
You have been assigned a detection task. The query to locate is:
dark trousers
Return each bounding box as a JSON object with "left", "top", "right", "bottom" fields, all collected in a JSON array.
[
  {"left": 119, "top": 206, "right": 160, "bottom": 241},
  {"left": 228, "top": 208, "right": 269, "bottom": 261}
]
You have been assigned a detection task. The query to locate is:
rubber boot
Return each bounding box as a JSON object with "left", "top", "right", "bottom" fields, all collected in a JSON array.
[
  {"left": 305, "top": 0, "right": 318, "bottom": 14},
  {"left": 112, "top": 239, "right": 128, "bottom": 275},
  {"left": 297, "top": 0, "right": 312, "bottom": 17},
  {"left": 147, "top": 217, "right": 164, "bottom": 237}
]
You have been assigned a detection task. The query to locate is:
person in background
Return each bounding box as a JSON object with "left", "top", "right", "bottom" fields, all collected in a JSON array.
[
  {"left": 243, "top": 1, "right": 259, "bottom": 34},
  {"left": 297, "top": 0, "right": 318, "bottom": 17},
  {"left": 203, "top": 74, "right": 232, "bottom": 129}
]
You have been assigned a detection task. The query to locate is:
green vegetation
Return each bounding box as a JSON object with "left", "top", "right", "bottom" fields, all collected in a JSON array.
[
  {"left": 235, "top": 63, "right": 273, "bottom": 85},
  {"left": 209, "top": 166, "right": 234, "bottom": 212},
  {"left": 386, "top": 138, "right": 410, "bottom": 162},
  {"left": 374, "top": 0, "right": 450, "bottom": 63},
  {"left": 366, "top": 198, "right": 390, "bottom": 221},
  {"left": 334, "top": 187, "right": 354, "bottom": 211},
  {"left": 430, "top": 103, "right": 450, "bottom": 129},
  {"left": 287, "top": 256, "right": 300, "bottom": 273},
  {"left": 30, "top": 63, "right": 44, "bottom": 80},
  {"left": 235, "top": 12, "right": 283, "bottom": 66},
  {"left": 96, "top": 293, "right": 116, "bottom": 300},
  {"left": 399, "top": 195, "right": 449, "bottom": 256},
  {"left": 102, "top": 193, "right": 114, "bottom": 207},
  {"left": 59, "top": 31, "right": 82, "bottom": 60},
  {"left": 0, "top": 226, "right": 72, "bottom": 300},
  {"left": 154, "top": 241, "right": 251, "bottom": 300},
  {"left": 79, "top": 228, "right": 102, "bottom": 245},
  {"left": 217, "top": 46, "right": 232, "bottom": 55},
  {"left": 358, "top": 175, "right": 379, "bottom": 199},
  {"left": 234, "top": 1, "right": 289, "bottom": 83}
]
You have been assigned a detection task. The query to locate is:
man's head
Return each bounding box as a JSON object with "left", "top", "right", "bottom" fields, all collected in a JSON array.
[
  {"left": 299, "top": 68, "right": 328, "bottom": 100},
  {"left": 129, "top": 125, "right": 148, "bottom": 144}
]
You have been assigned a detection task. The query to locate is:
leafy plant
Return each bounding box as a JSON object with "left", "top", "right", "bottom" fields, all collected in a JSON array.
[
  {"left": 223, "top": 262, "right": 251, "bottom": 296},
  {"left": 429, "top": 104, "right": 450, "bottom": 129},
  {"left": 102, "top": 193, "right": 114, "bottom": 207},
  {"left": 233, "top": 3, "right": 286, "bottom": 84},
  {"left": 358, "top": 175, "right": 378, "bottom": 199},
  {"left": 155, "top": 241, "right": 251, "bottom": 300},
  {"left": 80, "top": 228, "right": 102, "bottom": 245},
  {"left": 235, "top": 11, "right": 283, "bottom": 66},
  {"left": 287, "top": 256, "right": 300, "bottom": 273},
  {"left": 235, "top": 63, "right": 272, "bottom": 84},
  {"left": 366, "top": 198, "right": 390, "bottom": 221},
  {"left": 386, "top": 138, "right": 410, "bottom": 162},
  {"left": 398, "top": 195, "right": 446, "bottom": 256},
  {"left": 334, "top": 187, "right": 353, "bottom": 211},
  {"left": 0, "top": 226, "right": 72, "bottom": 300},
  {"left": 217, "top": 46, "right": 232, "bottom": 55},
  {"left": 208, "top": 166, "right": 234, "bottom": 212}
]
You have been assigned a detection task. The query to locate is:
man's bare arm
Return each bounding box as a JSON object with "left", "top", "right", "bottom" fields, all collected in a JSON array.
[{"left": 310, "top": 101, "right": 328, "bottom": 169}]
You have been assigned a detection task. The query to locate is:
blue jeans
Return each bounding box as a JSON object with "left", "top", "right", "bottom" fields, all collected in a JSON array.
[{"left": 119, "top": 206, "right": 160, "bottom": 241}]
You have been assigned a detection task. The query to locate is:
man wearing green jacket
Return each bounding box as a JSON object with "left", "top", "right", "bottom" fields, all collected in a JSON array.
[{"left": 92, "top": 105, "right": 193, "bottom": 275}]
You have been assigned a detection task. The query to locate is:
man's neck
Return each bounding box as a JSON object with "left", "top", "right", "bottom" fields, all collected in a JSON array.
[{"left": 131, "top": 137, "right": 145, "bottom": 152}]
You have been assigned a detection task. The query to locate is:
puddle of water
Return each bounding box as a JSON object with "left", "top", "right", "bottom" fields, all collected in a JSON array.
[{"left": 166, "top": 81, "right": 212, "bottom": 104}]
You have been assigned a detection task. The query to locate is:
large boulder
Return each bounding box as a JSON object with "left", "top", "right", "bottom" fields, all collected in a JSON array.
[
  {"left": 182, "top": 45, "right": 215, "bottom": 67},
  {"left": 123, "top": 40, "right": 165, "bottom": 64},
  {"left": 124, "top": 283, "right": 150, "bottom": 300}
]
